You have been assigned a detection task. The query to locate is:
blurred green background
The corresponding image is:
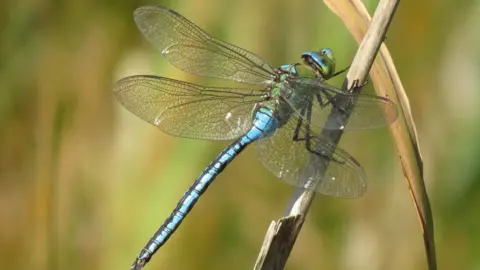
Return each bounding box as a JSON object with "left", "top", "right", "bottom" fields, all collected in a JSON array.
[{"left": 1, "top": 0, "right": 480, "bottom": 269}]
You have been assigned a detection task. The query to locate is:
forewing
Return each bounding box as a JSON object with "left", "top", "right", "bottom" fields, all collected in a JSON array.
[
  {"left": 133, "top": 6, "right": 274, "bottom": 84},
  {"left": 114, "top": 75, "right": 263, "bottom": 140},
  {"left": 288, "top": 78, "right": 398, "bottom": 131}
]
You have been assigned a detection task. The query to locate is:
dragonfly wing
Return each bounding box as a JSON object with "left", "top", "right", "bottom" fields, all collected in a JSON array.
[
  {"left": 114, "top": 75, "right": 263, "bottom": 140},
  {"left": 133, "top": 6, "right": 275, "bottom": 84},
  {"left": 255, "top": 107, "right": 367, "bottom": 198},
  {"left": 288, "top": 78, "right": 398, "bottom": 131}
]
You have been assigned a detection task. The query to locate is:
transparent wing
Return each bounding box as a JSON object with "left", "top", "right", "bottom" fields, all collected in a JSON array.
[
  {"left": 133, "top": 6, "right": 275, "bottom": 84},
  {"left": 255, "top": 106, "right": 367, "bottom": 198},
  {"left": 114, "top": 75, "right": 264, "bottom": 140},
  {"left": 286, "top": 78, "right": 398, "bottom": 131}
]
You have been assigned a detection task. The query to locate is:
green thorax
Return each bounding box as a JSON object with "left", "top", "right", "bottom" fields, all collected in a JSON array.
[{"left": 265, "top": 48, "right": 338, "bottom": 124}]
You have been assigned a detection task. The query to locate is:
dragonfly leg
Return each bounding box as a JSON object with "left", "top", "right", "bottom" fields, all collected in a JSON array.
[
  {"left": 315, "top": 93, "right": 327, "bottom": 108},
  {"left": 287, "top": 95, "right": 346, "bottom": 165},
  {"left": 331, "top": 65, "right": 350, "bottom": 78},
  {"left": 318, "top": 90, "right": 353, "bottom": 116},
  {"left": 303, "top": 99, "right": 346, "bottom": 165},
  {"left": 317, "top": 91, "right": 349, "bottom": 114},
  {"left": 315, "top": 92, "right": 333, "bottom": 109},
  {"left": 316, "top": 89, "right": 351, "bottom": 111},
  {"left": 351, "top": 78, "right": 368, "bottom": 90},
  {"left": 317, "top": 79, "right": 368, "bottom": 114},
  {"left": 292, "top": 107, "right": 307, "bottom": 142},
  {"left": 304, "top": 99, "right": 314, "bottom": 151}
]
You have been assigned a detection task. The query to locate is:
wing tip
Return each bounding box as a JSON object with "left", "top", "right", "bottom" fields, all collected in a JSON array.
[{"left": 134, "top": 5, "right": 175, "bottom": 21}]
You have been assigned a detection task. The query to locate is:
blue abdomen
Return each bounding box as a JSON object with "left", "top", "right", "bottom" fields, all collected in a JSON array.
[
  {"left": 134, "top": 105, "right": 282, "bottom": 264},
  {"left": 243, "top": 105, "right": 281, "bottom": 142}
]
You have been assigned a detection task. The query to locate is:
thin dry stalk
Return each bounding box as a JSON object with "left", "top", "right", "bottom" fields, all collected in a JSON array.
[
  {"left": 324, "top": 0, "right": 436, "bottom": 269},
  {"left": 253, "top": 1, "right": 408, "bottom": 269}
]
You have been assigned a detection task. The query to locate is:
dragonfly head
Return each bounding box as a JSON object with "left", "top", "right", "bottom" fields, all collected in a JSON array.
[{"left": 301, "top": 48, "right": 336, "bottom": 80}]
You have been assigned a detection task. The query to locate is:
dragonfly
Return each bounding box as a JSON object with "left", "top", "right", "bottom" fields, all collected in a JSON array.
[{"left": 114, "top": 5, "right": 398, "bottom": 269}]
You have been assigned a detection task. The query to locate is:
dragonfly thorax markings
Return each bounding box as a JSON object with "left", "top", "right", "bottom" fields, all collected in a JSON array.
[{"left": 268, "top": 65, "right": 303, "bottom": 99}]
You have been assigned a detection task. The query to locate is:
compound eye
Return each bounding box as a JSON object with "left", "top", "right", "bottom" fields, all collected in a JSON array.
[{"left": 320, "top": 48, "right": 333, "bottom": 58}]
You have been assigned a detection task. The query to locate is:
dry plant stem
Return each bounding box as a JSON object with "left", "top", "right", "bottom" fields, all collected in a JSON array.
[
  {"left": 325, "top": 0, "right": 436, "bottom": 269},
  {"left": 253, "top": 0, "right": 399, "bottom": 269}
]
